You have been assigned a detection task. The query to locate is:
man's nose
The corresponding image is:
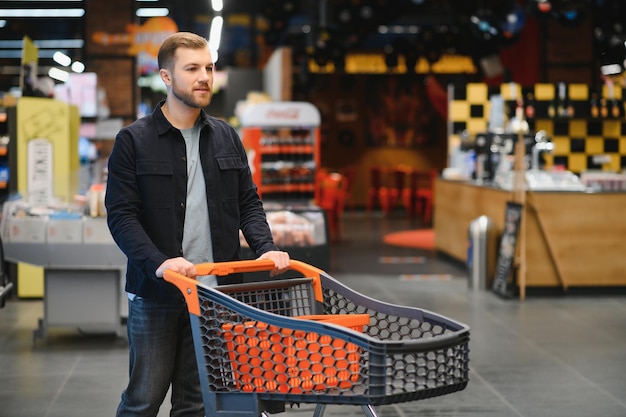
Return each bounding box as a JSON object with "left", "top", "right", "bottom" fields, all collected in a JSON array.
[{"left": 199, "top": 68, "right": 212, "bottom": 81}]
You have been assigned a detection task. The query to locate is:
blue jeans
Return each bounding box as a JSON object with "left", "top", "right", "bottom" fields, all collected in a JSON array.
[{"left": 116, "top": 296, "right": 204, "bottom": 417}]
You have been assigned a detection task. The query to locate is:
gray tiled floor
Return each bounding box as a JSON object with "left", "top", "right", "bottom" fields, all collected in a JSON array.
[{"left": 1, "top": 212, "right": 626, "bottom": 417}]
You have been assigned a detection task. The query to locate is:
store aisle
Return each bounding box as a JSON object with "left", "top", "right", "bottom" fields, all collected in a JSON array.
[{"left": 1, "top": 212, "right": 626, "bottom": 417}]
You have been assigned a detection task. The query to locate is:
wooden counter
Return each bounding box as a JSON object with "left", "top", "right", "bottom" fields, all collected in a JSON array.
[{"left": 434, "top": 178, "right": 626, "bottom": 290}]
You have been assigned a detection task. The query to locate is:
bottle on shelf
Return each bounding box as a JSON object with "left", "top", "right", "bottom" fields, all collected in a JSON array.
[
  {"left": 524, "top": 92, "right": 535, "bottom": 120},
  {"left": 600, "top": 98, "right": 609, "bottom": 118},
  {"left": 556, "top": 82, "right": 569, "bottom": 118}
]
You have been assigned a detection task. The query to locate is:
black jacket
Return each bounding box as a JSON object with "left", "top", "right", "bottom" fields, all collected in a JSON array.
[{"left": 105, "top": 101, "right": 278, "bottom": 301}]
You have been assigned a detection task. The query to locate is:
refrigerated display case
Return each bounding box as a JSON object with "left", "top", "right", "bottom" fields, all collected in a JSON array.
[
  {"left": 239, "top": 202, "right": 330, "bottom": 278},
  {"left": 240, "top": 101, "right": 320, "bottom": 204},
  {"left": 239, "top": 102, "right": 329, "bottom": 273}
]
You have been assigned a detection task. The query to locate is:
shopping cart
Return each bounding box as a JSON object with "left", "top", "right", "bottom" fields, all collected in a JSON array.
[{"left": 163, "top": 259, "right": 470, "bottom": 417}]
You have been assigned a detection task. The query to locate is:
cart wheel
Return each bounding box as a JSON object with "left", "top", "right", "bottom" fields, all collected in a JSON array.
[{"left": 260, "top": 412, "right": 270, "bottom": 417}]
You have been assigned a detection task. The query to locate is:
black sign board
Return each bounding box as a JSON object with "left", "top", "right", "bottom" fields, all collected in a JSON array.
[{"left": 492, "top": 201, "right": 523, "bottom": 298}]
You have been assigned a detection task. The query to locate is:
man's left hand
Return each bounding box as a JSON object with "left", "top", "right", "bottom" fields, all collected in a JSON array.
[{"left": 258, "top": 250, "right": 290, "bottom": 277}]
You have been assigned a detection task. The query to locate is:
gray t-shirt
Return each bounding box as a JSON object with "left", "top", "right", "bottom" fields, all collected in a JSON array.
[{"left": 181, "top": 121, "right": 216, "bottom": 287}]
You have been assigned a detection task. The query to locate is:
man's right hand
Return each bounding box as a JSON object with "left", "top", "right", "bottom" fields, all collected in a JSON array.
[{"left": 156, "top": 257, "right": 196, "bottom": 278}]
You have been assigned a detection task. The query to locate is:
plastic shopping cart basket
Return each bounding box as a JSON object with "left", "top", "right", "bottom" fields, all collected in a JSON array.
[{"left": 163, "top": 259, "right": 470, "bottom": 417}]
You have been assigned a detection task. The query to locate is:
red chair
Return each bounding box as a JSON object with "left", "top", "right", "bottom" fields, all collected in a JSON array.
[
  {"left": 317, "top": 172, "right": 347, "bottom": 241},
  {"left": 390, "top": 165, "right": 413, "bottom": 216},
  {"left": 366, "top": 166, "right": 386, "bottom": 213},
  {"left": 340, "top": 165, "right": 357, "bottom": 212},
  {"left": 414, "top": 169, "right": 437, "bottom": 225}
]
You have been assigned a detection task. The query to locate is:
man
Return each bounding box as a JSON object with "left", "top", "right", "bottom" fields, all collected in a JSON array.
[{"left": 105, "top": 32, "right": 290, "bottom": 417}]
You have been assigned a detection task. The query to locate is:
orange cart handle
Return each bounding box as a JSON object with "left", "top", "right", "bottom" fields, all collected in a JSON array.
[{"left": 163, "top": 259, "right": 325, "bottom": 316}]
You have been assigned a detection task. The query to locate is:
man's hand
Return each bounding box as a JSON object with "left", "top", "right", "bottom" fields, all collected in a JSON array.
[
  {"left": 258, "top": 250, "right": 290, "bottom": 277},
  {"left": 156, "top": 257, "right": 196, "bottom": 278}
]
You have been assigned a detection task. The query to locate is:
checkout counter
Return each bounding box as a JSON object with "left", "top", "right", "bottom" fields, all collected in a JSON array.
[{"left": 437, "top": 130, "right": 626, "bottom": 295}]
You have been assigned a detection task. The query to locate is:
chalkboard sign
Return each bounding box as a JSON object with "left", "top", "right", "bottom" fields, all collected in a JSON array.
[{"left": 492, "top": 201, "right": 523, "bottom": 298}]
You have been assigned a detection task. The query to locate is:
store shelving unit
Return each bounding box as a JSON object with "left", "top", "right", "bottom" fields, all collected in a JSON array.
[
  {"left": 241, "top": 101, "right": 321, "bottom": 203},
  {"left": 240, "top": 102, "right": 329, "bottom": 271}
]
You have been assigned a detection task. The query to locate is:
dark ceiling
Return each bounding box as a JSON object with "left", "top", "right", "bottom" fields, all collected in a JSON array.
[{"left": 0, "top": 0, "right": 625, "bottom": 92}]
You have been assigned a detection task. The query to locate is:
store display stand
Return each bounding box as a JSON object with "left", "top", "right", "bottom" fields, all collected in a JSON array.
[
  {"left": 3, "top": 240, "right": 126, "bottom": 344},
  {"left": 240, "top": 101, "right": 320, "bottom": 203},
  {"left": 240, "top": 102, "right": 330, "bottom": 271}
]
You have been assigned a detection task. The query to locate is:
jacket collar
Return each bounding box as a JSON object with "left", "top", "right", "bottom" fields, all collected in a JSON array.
[{"left": 153, "top": 100, "right": 215, "bottom": 135}]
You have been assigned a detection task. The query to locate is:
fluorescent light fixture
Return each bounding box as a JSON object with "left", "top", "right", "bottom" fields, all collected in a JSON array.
[
  {"left": 0, "top": 9, "right": 85, "bottom": 18},
  {"left": 70, "top": 61, "right": 85, "bottom": 74},
  {"left": 600, "top": 64, "right": 622, "bottom": 76},
  {"left": 0, "top": 39, "right": 84, "bottom": 49},
  {"left": 53, "top": 51, "right": 72, "bottom": 67},
  {"left": 49, "top": 67, "right": 70, "bottom": 82},
  {"left": 136, "top": 8, "right": 169, "bottom": 17},
  {"left": 0, "top": 49, "right": 61, "bottom": 58},
  {"left": 211, "top": 0, "right": 223, "bottom": 13},
  {"left": 37, "top": 39, "right": 85, "bottom": 49},
  {"left": 71, "top": 61, "right": 85, "bottom": 73},
  {"left": 209, "top": 15, "right": 223, "bottom": 58}
]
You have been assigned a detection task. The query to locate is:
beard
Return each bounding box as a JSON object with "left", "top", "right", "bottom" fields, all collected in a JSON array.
[{"left": 171, "top": 79, "right": 212, "bottom": 109}]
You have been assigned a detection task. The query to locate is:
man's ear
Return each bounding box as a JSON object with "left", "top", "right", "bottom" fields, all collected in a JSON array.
[{"left": 160, "top": 68, "right": 171, "bottom": 85}]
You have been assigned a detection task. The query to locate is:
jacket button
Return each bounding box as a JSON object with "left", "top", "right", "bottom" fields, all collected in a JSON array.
[
  {"left": 182, "top": 156, "right": 187, "bottom": 162},
  {"left": 180, "top": 202, "right": 185, "bottom": 209}
]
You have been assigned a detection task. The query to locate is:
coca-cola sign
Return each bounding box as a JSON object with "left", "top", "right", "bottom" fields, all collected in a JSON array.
[{"left": 265, "top": 108, "right": 300, "bottom": 121}]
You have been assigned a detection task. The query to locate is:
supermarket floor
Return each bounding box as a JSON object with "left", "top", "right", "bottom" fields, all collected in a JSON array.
[{"left": 1, "top": 211, "right": 626, "bottom": 417}]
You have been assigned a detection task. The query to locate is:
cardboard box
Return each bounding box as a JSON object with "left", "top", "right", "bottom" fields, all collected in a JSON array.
[
  {"left": 47, "top": 218, "right": 83, "bottom": 244},
  {"left": 8, "top": 216, "right": 47, "bottom": 243},
  {"left": 83, "top": 217, "right": 114, "bottom": 244}
]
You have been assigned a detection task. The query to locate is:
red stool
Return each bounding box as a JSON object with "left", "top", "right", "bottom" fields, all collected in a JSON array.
[
  {"left": 414, "top": 169, "right": 437, "bottom": 225},
  {"left": 390, "top": 165, "right": 413, "bottom": 216},
  {"left": 340, "top": 165, "right": 357, "bottom": 212},
  {"left": 366, "top": 166, "right": 386, "bottom": 212},
  {"left": 317, "top": 172, "right": 347, "bottom": 241}
]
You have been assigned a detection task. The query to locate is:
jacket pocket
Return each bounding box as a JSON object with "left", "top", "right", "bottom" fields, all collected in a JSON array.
[
  {"left": 216, "top": 155, "right": 244, "bottom": 171},
  {"left": 216, "top": 155, "right": 244, "bottom": 198}
]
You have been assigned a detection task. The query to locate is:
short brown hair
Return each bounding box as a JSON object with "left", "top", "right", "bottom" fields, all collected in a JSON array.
[{"left": 158, "top": 32, "right": 208, "bottom": 70}]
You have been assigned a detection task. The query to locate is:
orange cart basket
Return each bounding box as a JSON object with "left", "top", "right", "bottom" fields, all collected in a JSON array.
[{"left": 164, "top": 259, "right": 470, "bottom": 417}]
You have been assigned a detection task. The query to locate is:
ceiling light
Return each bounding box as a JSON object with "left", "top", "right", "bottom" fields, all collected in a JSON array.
[
  {"left": 53, "top": 51, "right": 72, "bottom": 67},
  {"left": 49, "top": 67, "right": 70, "bottom": 83},
  {"left": 37, "top": 39, "right": 85, "bottom": 49},
  {"left": 0, "top": 9, "right": 85, "bottom": 18},
  {"left": 0, "top": 20, "right": 6, "bottom": 28},
  {"left": 211, "top": 0, "right": 223, "bottom": 13},
  {"left": 600, "top": 64, "right": 622, "bottom": 75},
  {"left": 209, "top": 15, "right": 223, "bottom": 60},
  {"left": 71, "top": 61, "right": 85, "bottom": 73},
  {"left": 136, "top": 8, "right": 169, "bottom": 17},
  {"left": 0, "top": 50, "right": 62, "bottom": 59}
]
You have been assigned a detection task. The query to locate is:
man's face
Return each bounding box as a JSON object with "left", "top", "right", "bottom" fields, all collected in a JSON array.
[{"left": 166, "top": 46, "right": 214, "bottom": 109}]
